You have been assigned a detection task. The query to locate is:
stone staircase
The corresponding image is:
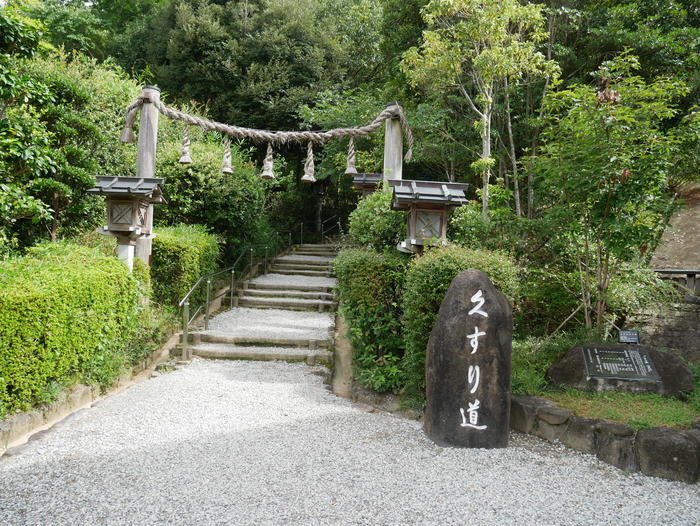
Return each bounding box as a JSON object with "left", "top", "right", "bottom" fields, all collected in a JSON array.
[{"left": 187, "top": 244, "right": 339, "bottom": 365}]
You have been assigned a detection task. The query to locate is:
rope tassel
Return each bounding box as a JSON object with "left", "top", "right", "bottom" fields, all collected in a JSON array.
[
  {"left": 345, "top": 137, "right": 358, "bottom": 175},
  {"left": 179, "top": 126, "right": 193, "bottom": 164},
  {"left": 301, "top": 142, "right": 316, "bottom": 183},
  {"left": 221, "top": 137, "right": 233, "bottom": 174},
  {"left": 260, "top": 143, "right": 275, "bottom": 179}
]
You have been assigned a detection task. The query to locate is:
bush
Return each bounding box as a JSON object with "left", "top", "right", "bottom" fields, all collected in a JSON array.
[
  {"left": 347, "top": 188, "right": 406, "bottom": 248},
  {"left": 150, "top": 224, "right": 220, "bottom": 307},
  {"left": 334, "top": 248, "right": 409, "bottom": 392},
  {"left": 0, "top": 243, "right": 143, "bottom": 416},
  {"left": 400, "top": 245, "right": 521, "bottom": 406}
]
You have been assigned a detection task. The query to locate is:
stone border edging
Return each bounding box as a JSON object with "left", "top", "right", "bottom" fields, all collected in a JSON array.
[
  {"left": 0, "top": 332, "right": 180, "bottom": 458},
  {"left": 511, "top": 395, "right": 700, "bottom": 484}
]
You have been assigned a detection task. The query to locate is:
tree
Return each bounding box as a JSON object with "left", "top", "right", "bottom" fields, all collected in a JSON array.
[
  {"left": 401, "top": 0, "right": 556, "bottom": 220},
  {"left": 534, "top": 53, "right": 689, "bottom": 331}
]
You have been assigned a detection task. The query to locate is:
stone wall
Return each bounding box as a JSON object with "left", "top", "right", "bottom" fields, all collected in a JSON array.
[
  {"left": 512, "top": 395, "right": 700, "bottom": 483},
  {"left": 631, "top": 303, "right": 700, "bottom": 364}
]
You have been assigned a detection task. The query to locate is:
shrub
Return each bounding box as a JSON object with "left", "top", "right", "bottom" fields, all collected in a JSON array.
[
  {"left": 150, "top": 224, "right": 220, "bottom": 307},
  {"left": 0, "top": 243, "right": 143, "bottom": 416},
  {"left": 400, "top": 244, "right": 521, "bottom": 406},
  {"left": 347, "top": 188, "right": 406, "bottom": 248},
  {"left": 334, "top": 248, "right": 409, "bottom": 392}
]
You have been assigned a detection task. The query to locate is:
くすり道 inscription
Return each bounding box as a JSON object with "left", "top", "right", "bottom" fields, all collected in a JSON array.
[
  {"left": 424, "top": 270, "right": 512, "bottom": 448},
  {"left": 582, "top": 346, "right": 661, "bottom": 382}
]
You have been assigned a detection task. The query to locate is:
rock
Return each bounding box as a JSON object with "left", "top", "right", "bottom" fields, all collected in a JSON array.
[
  {"left": 424, "top": 270, "right": 512, "bottom": 448},
  {"left": 636, "top": 427, "right": 700, "bottom": 483},
  {"left": 548, "top": 344, "right": 694, "bottom": 396},
  {"left": 532, "top": 406, "right": 572, "bottom": 442},
  {"left": 561, "top": 415, "right": 600, "bottom": 454},
  {"left": 536, "top": 406, "right": 572, "bottom": 425},
  {"left": 595, "top": 422, "right": 638, "bottom": 472},
  {"left": 510, "top": 396, "right": 552, "bottom": 434}
]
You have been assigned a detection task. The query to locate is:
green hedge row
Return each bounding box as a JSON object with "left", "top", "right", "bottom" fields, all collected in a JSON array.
[
  {"left": 334, "top": 248, "right": 409, "bottom": 392},
  {"left": 335, "top": 244, "right": 521, "bottom": 405},
  {"left": 0, "top": 243, "right": 143, "bottom": 416},
  {"left": 150, "top": 224, "right": 220, "bottom": 307}
]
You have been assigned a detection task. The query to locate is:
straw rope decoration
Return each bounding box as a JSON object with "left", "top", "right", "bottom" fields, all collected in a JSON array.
[
  {"left": 179, "top": 126, "right": 192, "bottom": 164},
  {"left": 122, "top": 96, "right": 414, "bottom": 177},
  {"left": 301, "top": 141, "right": 316, "bottom": 183},
  {"left": 221, "top": 137, "right": 233, "bottom": 174}
]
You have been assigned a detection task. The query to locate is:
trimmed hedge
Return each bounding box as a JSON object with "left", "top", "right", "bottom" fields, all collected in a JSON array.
[
  {"left": 0, "top": 243, "right": 142, "bottom": 416},
  {"left": 400, "top": 245, "right": 521, "bottom": 405},
  {"left": 334, "top": 248, "right": 409, "bottom": 392},
  {"left": 348, "top": 188, "right": 406, "bottom": 248},
  {"left": 150, "top": 224, "right": 220, "bottom": 307}
]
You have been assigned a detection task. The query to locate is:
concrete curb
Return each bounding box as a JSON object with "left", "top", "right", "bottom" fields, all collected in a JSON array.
[{"left": 0, "top": 332, "right": 180, "bottom": 458}]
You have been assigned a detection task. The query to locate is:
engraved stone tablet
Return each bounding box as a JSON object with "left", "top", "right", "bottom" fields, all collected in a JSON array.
[
  {"left": 424, "top": 270, "right": 512, "bottom": 448},
  {"left": 582, "top": 346, "right": 661, "bottom": 382}
]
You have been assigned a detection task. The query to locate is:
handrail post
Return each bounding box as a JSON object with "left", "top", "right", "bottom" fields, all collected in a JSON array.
[
  {"left": 288, "top": 231, "right": 291, "bottom": 248},
  {"left": 249, "top": 247, "right": 254, "bottom": 272},
  {"left": 230, "top": 270, "right": 235, "bottom": 308},
  {"left": 264, "top": 245, "right": 268, "bottom": 273},
  {"left": 300, "top": 223, "right": 303, "bottom": 244},
  {"left": 182, "top": 301, "right": 190, "bottom": 360},
  {"left": 205, "top": 279, "right": 212, "bottom": 330}
]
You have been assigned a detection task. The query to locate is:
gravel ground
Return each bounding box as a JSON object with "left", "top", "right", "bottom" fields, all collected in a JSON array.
[
  {"left": 249, "top": 273, "right": 337, "bottom": 288},
  {"left": 207, "top": 307, "right": 334, "bottom": 342},
  {"left": 1, "top": 359, "right": 698, "bottom": 526}
]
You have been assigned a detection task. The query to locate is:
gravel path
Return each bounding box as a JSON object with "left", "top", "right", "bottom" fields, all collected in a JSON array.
[{"left": 1, "top": 359, "right": 698, "bottom": 526}]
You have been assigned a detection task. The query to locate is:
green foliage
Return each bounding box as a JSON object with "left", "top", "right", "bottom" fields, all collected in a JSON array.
[
  {"left": 347, "top": 189, "right": 406, "bottom": 249},
  {"left": 334, "top": 247, "right": 409, "bottom": 392},
  {"left": 400, "top": 244, "right": 520, "bottom": 404},
  {"left": 154, "top": 129, "right": 268, "bottom": 259},
  {"left": 534, "top": 52, "right": 689, "bottom": 330},
  {"left": 0, "top": 243, "right": 142, "bottom": 416},
  {"left": 511, "top": 331, "right": 592, "bottom": 395},
  {"left": 150, "top": 224, "right": 220, "bottom": 307}
]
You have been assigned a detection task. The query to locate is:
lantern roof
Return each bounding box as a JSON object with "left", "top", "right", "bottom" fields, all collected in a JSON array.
[
  {"left": 352, "top": 173, "right": 382, "bottom": 185},
  {"left": 87, "top": 176, "right": 166, "bottom": 203},
  {"left": 388, "top": 179, "right": 468, "bottom": 211}
]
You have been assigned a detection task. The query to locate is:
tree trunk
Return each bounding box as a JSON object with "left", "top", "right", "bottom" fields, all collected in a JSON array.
[
  {"left": 504, "top": 82, "right": 522, "bottom": 217},
  {"left": 481, "top": 105, "right": 492, "bottom": 222}
]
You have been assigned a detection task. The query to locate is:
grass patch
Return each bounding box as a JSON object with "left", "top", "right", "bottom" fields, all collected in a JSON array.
[{"left": 543, "top": 389, "right": 699, "bottom": 430}]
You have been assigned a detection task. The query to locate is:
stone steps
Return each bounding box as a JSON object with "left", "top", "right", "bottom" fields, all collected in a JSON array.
[
  {"left": 196, "top": 329, "right": 331, "bottom": 350},
  {"left": 272, "top": 262, "right": 332, "bottom": 272},
  {"left": 189, "top": 244, "right": 339, "bottom": 366},
  {"left": 191, "top": 343, "right": 332, "bottom": 365},
  {"left": 238, "top": 296, "right": 335, "bottom": 312},
  {"left": 246, "top": 281, "right": 334, "bottom": 293},
  {"left": 268, "top": 267, "right": 331, "bottom": 277},
  {"left": 241, "top": 288, "right": 335, "bottom": 300}
]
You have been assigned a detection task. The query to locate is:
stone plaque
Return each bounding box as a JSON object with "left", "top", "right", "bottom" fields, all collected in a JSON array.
[
  {"left": 424, "top": 270, "right": 512, "bottom": 448},
  {"left": 582, "top": 346, "right": 661, "bottom": 382},
  {"left": 618, "top": 330, "right": 640, "bottom": 344}
]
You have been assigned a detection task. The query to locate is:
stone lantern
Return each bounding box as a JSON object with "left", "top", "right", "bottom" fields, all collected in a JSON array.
[
  {"left": 388, "top": 179, "right": 468, "bottom": 253},
  {"left": 87, "top": 176, "right": 166, "bottom": 270}
]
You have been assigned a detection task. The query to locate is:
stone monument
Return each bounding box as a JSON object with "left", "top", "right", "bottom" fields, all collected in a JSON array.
[{"left": 424, "top": 270, "right": 512, "bottom": 448}]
